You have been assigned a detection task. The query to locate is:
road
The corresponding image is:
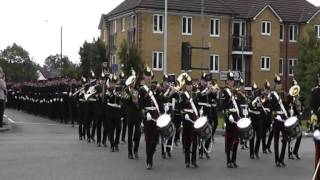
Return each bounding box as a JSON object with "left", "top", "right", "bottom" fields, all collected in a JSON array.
[{"left": 0, "top": 109, "right": 315, "bottom": 180}]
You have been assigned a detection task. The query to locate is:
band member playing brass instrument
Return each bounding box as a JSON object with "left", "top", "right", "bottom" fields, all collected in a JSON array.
[
  {"left": 287, "top": 79, "right": 303, "bottom": 160},
  {"left": 262, "top": 80, "right": 273, "bottom": 154},
  {"left": 123, "top": 71, "right": 142, "bottom": 160}
]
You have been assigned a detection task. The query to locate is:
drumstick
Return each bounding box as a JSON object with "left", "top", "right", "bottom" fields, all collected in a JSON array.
[{"left": 313, "top": 159, "right": 320, "bottom": 180}]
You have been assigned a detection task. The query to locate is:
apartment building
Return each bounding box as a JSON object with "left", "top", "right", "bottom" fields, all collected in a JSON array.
[{"left": 98, "top": 0, "right": 320, "bottom": 89}]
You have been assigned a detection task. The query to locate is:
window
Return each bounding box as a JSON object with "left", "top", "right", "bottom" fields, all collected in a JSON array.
[
  {"left": 279, "top": 58, "right": 283, "bottom": 75},
  {"left": 121, "top": 18, "right": 125, "bottom": 32},
  {"left": 289, "top": 24, "right": 298, "bottom": 42},
  {"left": 280, "top": 24, "right": 284, "bottom": 41},
  {"left": 182, "top": 16, "right": 192, "bottom": 35},
  {"left": 130, "top": 15, "right": 136, "bottom": 28},
  {"left": 315, "top": 25, "right": 320, "bottom": 38},
  {"left": 112, "top": 20, "right": 117, "bottom": 34},
  {"left": 209, "top": 54, "right": 219, "bottom": 73},
  {"left": 153, "top": 14, "right": 163, "bottom": 33},
  {"left": 288, "top": 59, "right": 297, "bottom": 76},
  {"left": 111, "top": 55, "right": 116, "bottom": 65},
  {"left": 261, "top": 21, "right": 271, "bottom": 36},
  {"left": 152, "top": 51, "right": 163, "bottom": 70},
  {"left": 210, "top": 18, "right": 220, "bottom": 37},
  {"left": 261, "top": 56, "right": 271, "bottom": 71}
]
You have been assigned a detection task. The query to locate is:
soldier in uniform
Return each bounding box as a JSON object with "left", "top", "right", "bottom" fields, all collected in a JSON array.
[
  {"left": 180, "top": 73, "right": 199, "bottom": 168},
  {"left": 269, "top": 74, "right": 288, "bottom": 167},
  {"left": 287, "top": 79, "right": 302, "bottom": 160},
  {"left": 139, "top": 66, "right": 161, "bottom": 170},
  {"left": 123, "top": 71, "right": 142, "bottom": 160},
  {"left": 119, "top": 72, "right": 128, "bottom": 143},
  {"left": 106, "top": 74, "right": 122, "bottom": 151},
  {"left": 248, "top": 82, "right": 263, "bottom": 159},
  {"left": 312, "top": 74, "right": 320, "bottom": 179},
  {"left": 262, "top": 80, "right": 273, "bottom": 154},
  {"left": 78, "top": 76, "right": 88, "bottom": 140},
  {"left": 221, "top": 71, "right": 240, "bottom": 168}
]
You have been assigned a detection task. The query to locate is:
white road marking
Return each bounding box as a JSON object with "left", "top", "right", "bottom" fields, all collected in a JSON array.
[{"left": 4, "top": 114, "right": 60, "bottom": 126}]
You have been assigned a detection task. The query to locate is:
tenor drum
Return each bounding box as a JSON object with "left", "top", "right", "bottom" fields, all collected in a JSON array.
[
  {"left": 237, "top": 118, "right": 253, "bottom": 140},
  {"left": 156, "top": 114, "right": 175, "bottom": 139},
  {"left": 194, "top": 117, "right": 212, "bottom": 141},
  {"left": 284, "top": 116, "right": 302, "bottom": 139}
]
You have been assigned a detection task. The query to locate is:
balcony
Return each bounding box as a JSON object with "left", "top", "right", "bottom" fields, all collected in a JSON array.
[{"left": 232, "top": 35, "right": 252, "bottom": 53}]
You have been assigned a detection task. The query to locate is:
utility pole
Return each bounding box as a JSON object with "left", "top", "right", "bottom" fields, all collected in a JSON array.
[
  {"left": 164, "top": 0, "right": 168, "bottom": 75},
  {"left": 201, "top": 0, "right": 205, "bottom": 71}
]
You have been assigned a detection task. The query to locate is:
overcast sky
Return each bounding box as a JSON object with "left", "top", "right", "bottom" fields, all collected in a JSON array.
[{"left": 0, "top": 0, "right": 319, "bottom": 65}]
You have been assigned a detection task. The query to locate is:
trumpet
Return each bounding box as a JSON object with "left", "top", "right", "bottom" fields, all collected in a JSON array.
[{"left": 72, "top": 79, "right": 97, "bottom": 97}]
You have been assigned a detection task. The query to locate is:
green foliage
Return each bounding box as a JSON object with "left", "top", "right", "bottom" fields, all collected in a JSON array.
[
  {"left": 79, "top": 38, "right": 108, "bottom": 77},
  {"left": 295, "top": 29, "right": 320, "bottom": 107},
  {"left": 118, "top": 40, "right": 144, "bottom": 77},
  {"left": 43, "top": 54, "right": 80, "bottom": 78},
  {"left": 0, "top": 43, "right": 38, "bottom": 81}
]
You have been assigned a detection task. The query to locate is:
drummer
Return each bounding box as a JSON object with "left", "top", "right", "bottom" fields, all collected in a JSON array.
[
  {"left": 221, "top": 71, "right": 240, "bottom": 168},
  {"left": 312, "top": 74, "right": 320, "bottom": 179},
  {"left": 180, "top": 74, "right": 199, "bottom": 168}
]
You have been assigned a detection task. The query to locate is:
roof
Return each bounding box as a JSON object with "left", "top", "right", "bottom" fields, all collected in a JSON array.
[
  {"left": 107, "top": 0, "right": 238, "bottom": 18},
  {"left": 105, "top": 0, "right": 319, "bottom": 23}
]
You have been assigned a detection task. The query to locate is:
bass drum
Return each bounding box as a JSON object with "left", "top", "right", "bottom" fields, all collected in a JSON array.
[
  {"left": 156, "top": 114, "right": 175, "bottom": 139},
  {"left": 284, "top": 116, "right": 302, "bottom": 139},
  {"left": 237, "top": 118, "right": 253, "bottom": 141},
  {"left": 194, "top": 116, "right": 212, "bottom": 141}
]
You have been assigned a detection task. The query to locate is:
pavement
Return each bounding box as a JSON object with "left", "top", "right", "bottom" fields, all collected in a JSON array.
[{"left": 0, "top": 108, "right": 316, "bottom": 180}]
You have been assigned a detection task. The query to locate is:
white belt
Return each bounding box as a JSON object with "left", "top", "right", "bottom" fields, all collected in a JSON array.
[
  {"left": 276, "top": 111, "right": 285, "bottom": 115},
  {"left": 62, "top": 92, "right": 68, "bottom": 95},
  {"left": 79, "top": 99, "right": 86, "bottom": 102},
  {"left": 107, "top": 103, "right": 121, "bottom": 108},
  {"left": 228, "top": 108, "right": 237, "bottom": 113},
  {"left": 145, "top": 107, "right": 157, "bottom": 111},
  {"left": 184, "top": 109, "right": 194, "bottom": 113},
  {"left": 211, "top": 104, "right": 217, "bottom": 108},
  {"left": 249, "top": 109, "right": 261, "bottom": 115},
  {"left": 198, "top": 102, "right": 211, "bottom": 108},
  {"left": 88, "top": 98, "right": 97, "bottom": 102}
]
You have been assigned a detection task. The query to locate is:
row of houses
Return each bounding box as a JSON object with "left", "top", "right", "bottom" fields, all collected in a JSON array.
[{"left": 98, "top": 0, "right": 320, "bottom": 90}]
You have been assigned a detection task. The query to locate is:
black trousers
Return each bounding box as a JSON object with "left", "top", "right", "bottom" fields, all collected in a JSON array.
[
  {"left": 108, "top": 107, "right": 121, "bottom": 148},
  {"left": 262, "top": 112, "right": 273, "bottom": 151},
  {"left": 96, "top": 106, "right": 105, "bottom": 144},
  {"left": 225, "top": 116, "right": 239, "bottom": 164},
  {"left": 173, "top": 114, "right": 182, "bottom": 143},
  {"left": 121, "top": 110, "right": 127, "bottom": 141},
  {"left": 183, "top": 119, "right": 197, "bottom": 164},
  {"left": 0, "top": 100, "right": 5, "bottom": 127},
  {"left": 85, "top": 101, "right": 98, "bottom": 141},
  {"left": 273, "top": 119, "right": 288, "bottom": 163},
  {"left": 288, "top": 134, "right": 302, "bottom": 156},
  {"left": 144, "top": 119, "right": 159, "bottom": 165},
  {"left": 127, "top": 111, "right": 142, "bottom": 156},
  {"left": 78, "top": 102, "right": 86, "bottom": 139},
  {"left": 250, "top": 113, "right": 263, "bottom": 157}
]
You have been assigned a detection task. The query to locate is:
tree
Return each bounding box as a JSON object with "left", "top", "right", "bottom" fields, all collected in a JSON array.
[
  {"left": 43, "top": 54, "right": 80, "bottom": 78},
  {"left": 295, "top": 29, "right": 320, "bottom": 107},
  {"left": 0, "top": 43, "right": 38, "bottom": 81},
  {"left": 79, "top": 38, "right": 108, "bottom": 77},
  {"left": 118, "top": 40, "right": 144, "bottom": 77}
]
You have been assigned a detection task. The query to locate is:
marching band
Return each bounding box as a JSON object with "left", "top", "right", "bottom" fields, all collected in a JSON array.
[{"left": 5, "top": 62, "right": 320, "bottom": 172}]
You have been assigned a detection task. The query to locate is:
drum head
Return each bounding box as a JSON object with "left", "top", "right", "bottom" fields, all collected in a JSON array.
[
  {"left": 237, "top": 118, "right": 251, "bottom": 129},
  {"left": 285, "top": 117, "right": 298, "bottom": 127},
  {"left": 194, "top": 117, "right": 208, "bottom": 129},
  {"left": 314, "top": 130, "right": 320, "bottom": 141},
  {"left": 156, "top": 114, "right": 171, "bottom": 128}
]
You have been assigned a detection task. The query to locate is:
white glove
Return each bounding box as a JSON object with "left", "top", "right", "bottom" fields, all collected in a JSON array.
[
  {"left": 146, "top": 113, "right": 152, "bottom": 121},
  {"left": 185, "top": 114, "right": 190, "bottom": 121},
  {"left": 199, "top": 107, "right": 204, "bottom": 116},
  {"left": 229, "top": 115, "right": 235, "bottom": 123},
  {"left": 164, "top": 104, "right": 169, "bottom": 113},
  {"left": 276, "top": 115, "right": 282, "bottom": 121}
]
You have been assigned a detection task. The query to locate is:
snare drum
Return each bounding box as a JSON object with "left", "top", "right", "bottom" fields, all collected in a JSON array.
[
  {"left": 284, "top": 116, "right": 302, "bottom": 139},
  {"left": 314, "top": 130, "right": 320, "bottom": 143},
  {"left": 156, "top": 114, "right": 175, "bottom": 139},
  {"left": 194, "top": 117, "right": 212, "bottom": 141},
  {"left": 237, "top": 118, "right": 253, "bottom": 140}
]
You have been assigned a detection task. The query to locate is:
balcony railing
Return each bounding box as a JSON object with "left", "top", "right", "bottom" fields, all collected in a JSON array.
[{"left": 232, "top": 35, "right": 252, "bottom": 52}]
